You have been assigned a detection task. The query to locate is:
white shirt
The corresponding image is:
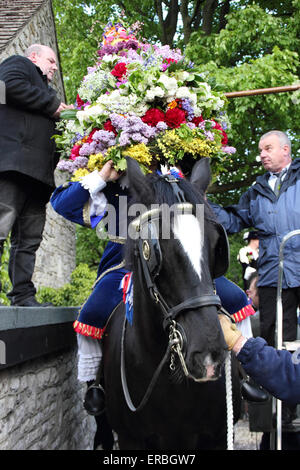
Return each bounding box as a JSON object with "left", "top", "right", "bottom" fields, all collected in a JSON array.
[{"left": 268, "top": 163, "right": 290, "bottom": 191}]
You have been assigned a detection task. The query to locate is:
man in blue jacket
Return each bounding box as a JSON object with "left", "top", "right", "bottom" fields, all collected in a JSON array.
[
  {"left": 219, "top": 313, "right": 300, "bottom": 405},
  {"left": 211, "top": 130, "right": 300, "bottom": 348}
]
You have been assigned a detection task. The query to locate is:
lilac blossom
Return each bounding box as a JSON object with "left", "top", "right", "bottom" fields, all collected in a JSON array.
[
  {"left": 156, "top": 122, "right": 168, "bottom": 131},
  {"left": 181, "top": 98, "right": 194, "bottom": 121},
  {"left": 111, "top": 114, "right": 156, "bottom": 147},
  {"left": 57, "top": 156, "right": 88, "bottom": 174},
  {"left": 222, "top": 146, "right": 236, "bottom": 154}
]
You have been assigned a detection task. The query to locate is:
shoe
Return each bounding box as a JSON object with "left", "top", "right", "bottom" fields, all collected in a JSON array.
[
  {"left": 13, "top": 296, "right": 54, "bottom": 307},
  {"left": 84, "top": 383, "right": 106, "bottom": 416}
]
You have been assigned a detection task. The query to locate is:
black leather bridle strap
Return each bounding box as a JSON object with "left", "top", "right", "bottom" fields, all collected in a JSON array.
[
  {"left": 168, "top": 294, "right": 222, "bottom": 319},
  {"left": 162, "top": 294, "right": 222, "bottom": 330}
]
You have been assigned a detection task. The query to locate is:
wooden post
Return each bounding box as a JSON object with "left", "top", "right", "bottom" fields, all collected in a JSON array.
[{"left": 224, "top": 84, "right": 300, "bottom": 98}]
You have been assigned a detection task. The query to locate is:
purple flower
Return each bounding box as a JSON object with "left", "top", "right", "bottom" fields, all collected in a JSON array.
[
  {"left": 119, "top": 132, "right": 131, "bottom": 146},
  {"left": 156, "top": 122, "right": 168, "bottom": 131},
  {"left": 222, "top": 146, "right": 236, "bottom": 154},
  {"left": 181, "top": 98, "right": 194, "bottom": 121}
]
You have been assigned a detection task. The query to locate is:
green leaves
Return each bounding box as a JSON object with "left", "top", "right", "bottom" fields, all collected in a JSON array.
[{"left": 185, "top": 2, "right": 300, "bottom": 204}]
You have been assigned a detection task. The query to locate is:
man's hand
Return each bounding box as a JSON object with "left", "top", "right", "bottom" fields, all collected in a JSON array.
[
  {"left": 99, "top": 160, "right": 121, "bottom": 182},
  {"left": 52, "top": 102, "right": 74, "bottom": 119},
  {"left": 219, "top": 313, "right": 242, "bottom": 351}
]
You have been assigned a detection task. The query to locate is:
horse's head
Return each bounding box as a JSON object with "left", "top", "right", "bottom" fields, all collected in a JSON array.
[{"left": 125, "top": 157, "right": 229, "bottom": 382}]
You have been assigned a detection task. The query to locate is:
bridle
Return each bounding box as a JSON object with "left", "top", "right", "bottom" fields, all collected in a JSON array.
[{"left": 121, "top": 175, "right": 226, "bottom": 412}]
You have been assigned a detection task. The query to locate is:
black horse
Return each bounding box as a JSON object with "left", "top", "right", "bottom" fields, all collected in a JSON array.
[{"left": 102, "top": 158, "right": 241, "bottom": 450}]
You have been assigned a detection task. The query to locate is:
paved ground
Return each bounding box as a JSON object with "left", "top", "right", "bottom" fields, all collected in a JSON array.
[{"left": 234, "top": 417, "right": 262, "bottom": 450}]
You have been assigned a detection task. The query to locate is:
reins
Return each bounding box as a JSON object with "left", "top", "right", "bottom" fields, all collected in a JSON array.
[
  {"left": 119, "top": 175, "right": 234, "bottom": 449},
  {"left": 120, "top": 199, "right": 222, "bottom": 412}
]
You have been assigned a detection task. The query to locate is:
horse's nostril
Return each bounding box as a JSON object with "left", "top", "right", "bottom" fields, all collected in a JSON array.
[{"left": 190, "top": 351, "right": 224, "bottom": 380}]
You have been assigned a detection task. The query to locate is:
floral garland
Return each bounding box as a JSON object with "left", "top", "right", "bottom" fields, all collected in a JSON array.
[{"left": 54, "top": 20, "right": 236, "bottom": 181}]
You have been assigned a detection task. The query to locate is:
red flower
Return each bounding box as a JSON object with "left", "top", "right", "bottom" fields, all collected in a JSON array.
[
  {"left": 165, "top": 107, "right": 186, "bottom": 128},
  {"left": 70, "top": 144, "right": 81, "bottom": 160},
  {"left": 161, "top": 58, "right": 178, "bottom": 71},
  {"left": 76, "top": 94, "right": 85, "bottom": 109},
  {"left": 111, "top": 62, "right": 127, "bottom": 80},
  {"left": 164, "top": 58, "right": 177, "bottom": 65},
  {"left": 142, "top": 108, "right": 165, "bottom": 127},
  {"left": 104, "top": 119, "right": 118, "bottom": 136},
  {"left": 192, "top": 115, "right": 204, "bottom": 127},
  {"left": 212, "top": 121, "right": 228, "bottom": 145}
]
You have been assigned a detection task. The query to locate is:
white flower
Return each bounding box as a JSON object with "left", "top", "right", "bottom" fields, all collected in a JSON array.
[
  {"left": 101, "top": 54, "right": 118, "bottom": 63},
  {"left": 157, "top": 74, "right": 178, "bottom": 92},
  {"left": 175, "top": 70, "right": 189, "bottom": 82},
  {"left": 145, "top": 86, "right": 165, "bottom": 102},
  {"left": 176, "top": 87, "right": 197, "bottom": 105},
  {"left": 145, "top": 89, "right": 156, "bottom": 101},
  {"left": 77, "top": 104, "right": 105, "bottom": 125}
]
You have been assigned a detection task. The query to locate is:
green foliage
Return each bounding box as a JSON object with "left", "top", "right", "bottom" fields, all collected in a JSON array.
[
  {"left": 52, "top": 0, "right": 160, "bottom": 102},
  {"left": 53, "top": 0, "right": 112, "bottom": 102},
  {"left": 0, "top": 239, "right": 12, "bottom": 306},
  {"left": 37, "top": 263, "right": 96, "bottom": 306},
  {"left": 75, "top": 225, "right": 107, "bottom": 269},
  {"left": 186, "top": 2, "right": 300, "bottom": 205},
  {"left": 226, "top": 233, "right": 244, "bottom": 289}
]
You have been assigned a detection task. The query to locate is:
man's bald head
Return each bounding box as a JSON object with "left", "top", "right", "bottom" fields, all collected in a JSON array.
[{"left": 25, "top": 44, "right": 58, "bottom": 82}]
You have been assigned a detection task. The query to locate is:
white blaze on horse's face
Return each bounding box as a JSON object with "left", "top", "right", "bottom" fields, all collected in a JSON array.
[{"left": 173, "top": 214, "right": 203, "bottom": 280}]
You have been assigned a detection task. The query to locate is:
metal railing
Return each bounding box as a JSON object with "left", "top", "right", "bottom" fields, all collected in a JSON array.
[{"left": 272, "top": 229, "right": 300, "bottom": 450}]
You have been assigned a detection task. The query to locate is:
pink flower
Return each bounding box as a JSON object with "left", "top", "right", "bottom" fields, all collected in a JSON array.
[{"left": 70, "top": 144, "right": 81, "bottom": 160}]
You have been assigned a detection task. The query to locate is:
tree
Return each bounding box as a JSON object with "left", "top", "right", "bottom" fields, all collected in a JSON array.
[
  {"left": 52, "top": 0, "right": 299, "bottom": 276},
  {"left": 186, "top": 2, "right": 300, "bottom": 203}
]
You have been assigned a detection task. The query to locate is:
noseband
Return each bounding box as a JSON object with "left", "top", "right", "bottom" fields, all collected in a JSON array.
[{"left": 121, "top": 176, "right": 223, "bottom": 412}]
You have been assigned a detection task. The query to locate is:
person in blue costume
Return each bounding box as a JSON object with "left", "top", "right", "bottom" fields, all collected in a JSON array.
[
  {"left": 51, "top": 160, "right": 258, "bottom": 418},
  {"left": 51, "top": 160, "right": 128, "bottom": 385},
  {"left": 215, "top": 276, "right": 255, "bottom": 338}
]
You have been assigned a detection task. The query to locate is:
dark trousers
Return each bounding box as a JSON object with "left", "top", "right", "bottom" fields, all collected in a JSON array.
[
  {"left": 258, "top": 286, "right": 300, "bottom": 347},
  {"left": 0, "top": 172, "right": 51, "bottom": 305}
]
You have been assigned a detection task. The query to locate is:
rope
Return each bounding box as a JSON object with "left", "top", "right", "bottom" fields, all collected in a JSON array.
[{"left": 225, "top": 353, "right": 234, "bottom": 450}]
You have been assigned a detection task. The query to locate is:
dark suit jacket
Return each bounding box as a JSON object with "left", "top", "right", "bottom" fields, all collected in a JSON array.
[{"left": 0, "top": 55, "right": 61, "bottom": 188}]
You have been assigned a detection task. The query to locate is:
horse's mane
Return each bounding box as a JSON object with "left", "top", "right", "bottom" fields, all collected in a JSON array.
[{"left": 128, "top": 172, "right": 216, "bottom": 219}]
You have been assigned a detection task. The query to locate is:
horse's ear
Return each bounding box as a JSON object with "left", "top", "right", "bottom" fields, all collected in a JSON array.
[
  {"left": 125, "top": 157, "right": 153, "bottom": 203},
  {"left": 189, "top": 158, "right": 211, "bottom": 193}
]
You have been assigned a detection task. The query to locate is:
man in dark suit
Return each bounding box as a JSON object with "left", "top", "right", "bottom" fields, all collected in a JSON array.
[{"left": 0, "top": 44, "right": 71, "bottom": 306}]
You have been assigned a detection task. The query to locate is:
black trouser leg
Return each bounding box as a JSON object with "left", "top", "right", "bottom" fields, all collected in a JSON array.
[
  {"left": 0, "top": 172, "right": 49, "bottom": 305},
  {"left": 258, "top": 286, "right": 298, "bottom": 347},
  {"left": 7, "top": 206, "right": 46, "bottom": 304}
]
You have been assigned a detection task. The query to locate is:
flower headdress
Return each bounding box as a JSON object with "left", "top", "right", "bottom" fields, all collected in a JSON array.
[{"left": 55, "top": 20, "right": 236, "bottom": 180}]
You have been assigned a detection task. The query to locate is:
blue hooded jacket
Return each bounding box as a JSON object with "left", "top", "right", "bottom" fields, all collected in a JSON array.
[
  {"left": 210, "top": 158, "right": 300, "bottom": 288},
  {"left": 238, "top": 337, "right": 300, "bottom": 405}
]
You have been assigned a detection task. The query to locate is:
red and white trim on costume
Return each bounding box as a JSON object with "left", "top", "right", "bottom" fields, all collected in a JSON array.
[
  {"left": 73, "top": 320, "right": 106, "bottom": 340},
  {"left": 231, "top": 303, "right": 255, "bottom": 324}
]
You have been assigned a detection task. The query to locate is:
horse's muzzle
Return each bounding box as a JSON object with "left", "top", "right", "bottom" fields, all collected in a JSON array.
[{"left": 188, "top": 351, "right": 224, "bottom": 382}]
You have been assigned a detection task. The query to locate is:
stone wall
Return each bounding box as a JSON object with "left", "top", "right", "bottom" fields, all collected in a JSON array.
[
  {"left": 1, "top": 0, "right": 76, "bottom": 289},
  {"left": 0, "top": 347, "right": 96, "bottom": 450},
  {"left": 32, "top": 172, "right": 76, "bottom": 290}
]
